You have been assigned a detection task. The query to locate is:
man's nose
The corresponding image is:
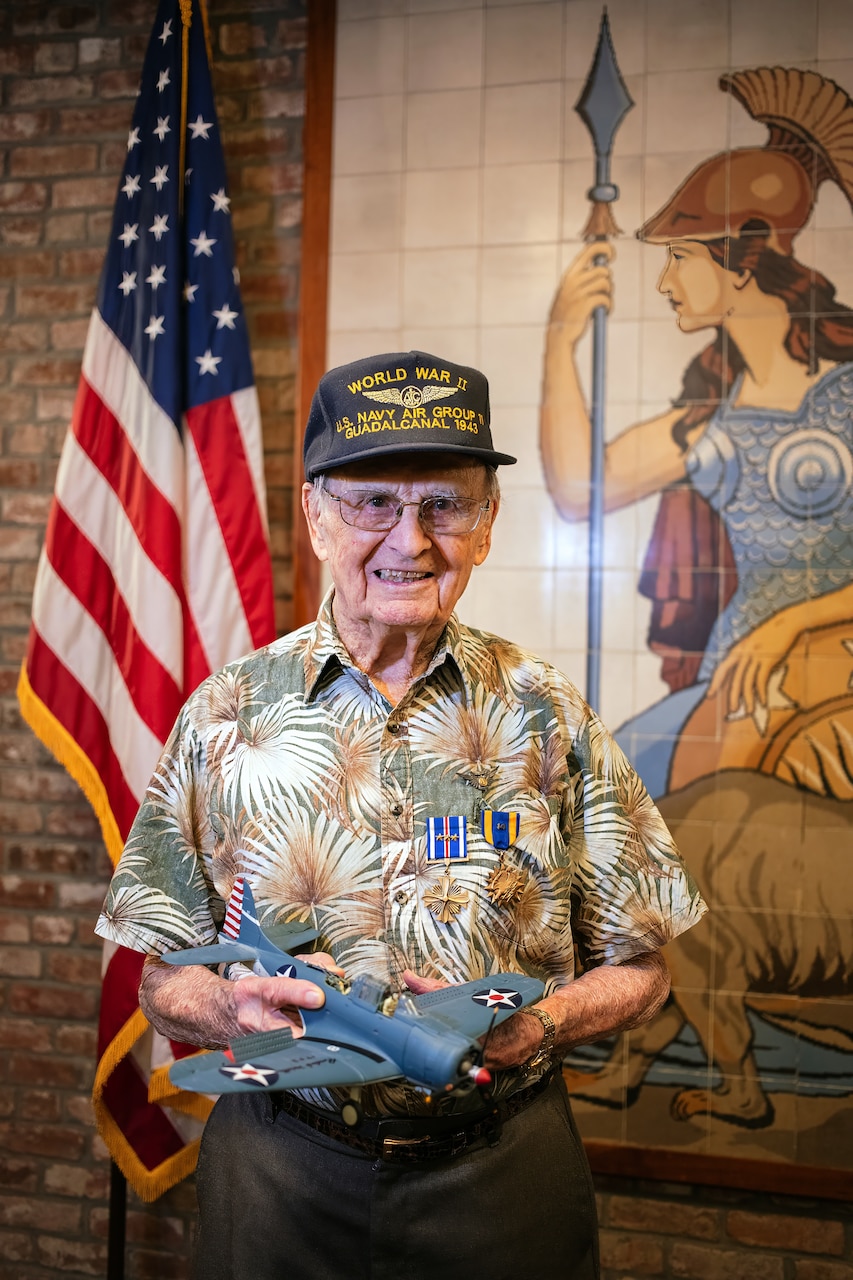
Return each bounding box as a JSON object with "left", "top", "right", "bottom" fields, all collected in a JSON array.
[{"left": 384, "top": 503, "right": 432, "bottom": 554}]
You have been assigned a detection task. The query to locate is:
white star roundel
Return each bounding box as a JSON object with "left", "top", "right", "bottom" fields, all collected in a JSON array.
[
  {"left": 472, "top": 987, "right": 523, "bottom": 1009},
  {"left": 220, "top": 1062, "right": 279, "bottom": 1087},
  {"left": 276, "top": 963, "right": 296, "bottom": 978}
]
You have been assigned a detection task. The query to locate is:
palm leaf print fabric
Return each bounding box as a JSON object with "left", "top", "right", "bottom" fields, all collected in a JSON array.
[{"left": 97, "top": 593, "right": 706, "bottom": 1109}]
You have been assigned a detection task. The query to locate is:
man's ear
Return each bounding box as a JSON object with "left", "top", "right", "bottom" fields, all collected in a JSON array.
[
  {"left": 301, "top": 483, "right": 329, "bottom": 563},
  {"left": 473, "top": 496, "right": 498, "bottom": 567},
  {"left": 733, "top": 267, "right": 753, "bottom": 291}
]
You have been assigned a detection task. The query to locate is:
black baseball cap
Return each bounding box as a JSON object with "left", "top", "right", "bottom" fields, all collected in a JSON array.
[{"left": 303, "top": 350, "right": 517, "bottom": 479}]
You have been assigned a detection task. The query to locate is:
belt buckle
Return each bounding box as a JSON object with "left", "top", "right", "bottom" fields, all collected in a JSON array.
[{"left": 381, "top": 1134, "right": 432, "bottom": 1158}]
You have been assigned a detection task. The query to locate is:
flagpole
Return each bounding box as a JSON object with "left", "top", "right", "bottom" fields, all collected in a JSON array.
[{"left": 574, "top": 9, "right": 633, "bottom": 709}]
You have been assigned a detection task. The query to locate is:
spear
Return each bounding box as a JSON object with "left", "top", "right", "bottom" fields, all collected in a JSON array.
[{"left": 574, "top": 9, "right": 634, "bottom": 709}]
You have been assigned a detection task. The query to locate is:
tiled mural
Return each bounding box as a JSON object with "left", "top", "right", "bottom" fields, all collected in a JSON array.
[{"left": 326, "top": 0, "right": 853, "bottom": 1186}]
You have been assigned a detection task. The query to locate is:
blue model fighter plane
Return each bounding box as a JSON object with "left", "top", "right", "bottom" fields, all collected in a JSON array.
[{"left": 165, "top": 877, "right": 545, "bottom": 1116}]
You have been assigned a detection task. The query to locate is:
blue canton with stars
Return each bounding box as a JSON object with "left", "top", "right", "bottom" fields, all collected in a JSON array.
[{"left": 97, "top": 0, "right": 253, "bottom": 427}]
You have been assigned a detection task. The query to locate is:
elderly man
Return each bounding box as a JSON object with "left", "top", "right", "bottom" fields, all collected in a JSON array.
[{"left": 97, "top": 351, "right": 706, "bottom": 1280}]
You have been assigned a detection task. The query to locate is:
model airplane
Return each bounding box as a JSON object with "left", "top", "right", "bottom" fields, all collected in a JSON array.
[{"left": 165, "top": 876, "right": 544, "bottom": 1118}]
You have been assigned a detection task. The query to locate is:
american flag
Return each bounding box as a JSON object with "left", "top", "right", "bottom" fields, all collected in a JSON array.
[{"left": 18, "top": 0, "right": 275, "bottom": 1200}]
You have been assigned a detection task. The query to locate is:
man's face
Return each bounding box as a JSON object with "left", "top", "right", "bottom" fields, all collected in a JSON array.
[{"left": 302, "top": 455, "right": 497, "bottom": 643}]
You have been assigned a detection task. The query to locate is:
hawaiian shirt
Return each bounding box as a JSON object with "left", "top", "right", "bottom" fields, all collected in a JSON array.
[{"left": 96, "top": 592, "right": 706, "bottom": 1109}]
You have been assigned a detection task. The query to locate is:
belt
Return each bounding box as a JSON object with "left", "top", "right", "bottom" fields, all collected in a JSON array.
[{"left": 270, "top": 1069, "right": 555, "bottom": 1164}]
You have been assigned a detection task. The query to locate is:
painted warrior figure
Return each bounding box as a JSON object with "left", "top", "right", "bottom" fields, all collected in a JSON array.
[{"left": 542, "top": 67, "right": 853, "bottom": 802}]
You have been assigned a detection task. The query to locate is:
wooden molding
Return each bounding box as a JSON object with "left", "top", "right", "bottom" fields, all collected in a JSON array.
[{"left": 293, "top": 0, "right": 335, "bottom": 629}]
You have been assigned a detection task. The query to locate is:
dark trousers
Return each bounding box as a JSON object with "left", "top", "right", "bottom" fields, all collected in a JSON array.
[{"left": 193, "top": 1075, "right": 600, "bottom": 1280}]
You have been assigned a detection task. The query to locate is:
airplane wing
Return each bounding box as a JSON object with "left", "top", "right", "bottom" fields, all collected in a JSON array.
[
  {"left": 169, "top": 1026, "right": 401, "bottom": 1094},
  {"left": 411, "top": 973, "right": 545, "bottom": 1039}
]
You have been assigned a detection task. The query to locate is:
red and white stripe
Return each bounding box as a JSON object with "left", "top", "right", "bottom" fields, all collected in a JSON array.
[{"left": 26, "top": 309, "right": 275, "bottom": 827}]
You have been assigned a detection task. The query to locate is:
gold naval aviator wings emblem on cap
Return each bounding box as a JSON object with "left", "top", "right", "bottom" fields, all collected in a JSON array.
[{"left": 361, "top": 384, "right": 461, "bottom": 408}]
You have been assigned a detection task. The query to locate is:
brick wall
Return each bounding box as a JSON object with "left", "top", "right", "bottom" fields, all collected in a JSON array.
[
  {"left": 0, "top": 2, "right": 304, "bottom": 1276},
  {"left": 0, "top": 4, "right": 851, "bottom": 1280}
]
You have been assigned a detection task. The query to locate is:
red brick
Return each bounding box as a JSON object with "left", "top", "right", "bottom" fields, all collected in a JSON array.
[
  {"left": 7, "top": 423, "right": 54, "bottom": 455},
  {"left": 220, "top": 22, "right": 269, "bottom": 56},
  {"left": 232, "top": 198, "right": 272, "bottom": 231},
  {"left": 56, "top": 104, "right": 120, "bottom": 136},
  {"left": 11, "top": 144, "right": 98, "bottom": 178},
  {"left": 36, "top": 1235, "right": 107, "bottom": 1276},
  {"left": 33, "top": 43, "right": 77, "bottom": 75},
  {"left": 36, "top": 389, "right": 78, "bottom": 421},
  {"left": 9, "top": 982, "right": 98, "bottom": 1020},
  {"left": 51, "top": 175, "right": 116, "bottom": 208},
  {"left": 95, "top": 68, "right": 141, "bottom": 99},
  {"left": 0, "top": 217, "right": 43, "bottom": 247},
  {"left": 214, "top": 55, "right": 294, "bottom": 93},
  {"left": 16, "top": 282, "right": 94, "bottom": 316},
  {"left": 671, "top": 1242, "right": 785, "bottom": 1280},
  {"left": 11, "top": 356, "right": 82, "bottom": 386},
  {"left": 0, "top": 948, "right": 42, "bottom": 979},
  {"left": 7, "top": 1053, "right": 89, "bottom": 1090},
  {"left": 32, "top": 915, "right": 79, "bottom": 945},
  {"left": 0, "top": 322, "right": 48, "bottom": 352},
  {"left": 10, "top": 834, "right": 91, "bottom": 875},
  {"left": 599, "top": 1229, "right": 664, "bottom": 1274},
  {"left": 7, "top": 75, "right": 95, "bottom": 107},
  {"left": 55, "top": 1024, "right": 98, "bottom": 1057},
  {"left": 58, "top": 246, "right": 105, "bottom": 277},
  {"left": 0, "top": 1231, "right": 34, "bottom": 1264},
  {"left": 0, "top": 1018, "right": 51, "bottom": 1053},
  {"left": 0, "top": 182, "right": 48, "bottom": 214},
  {"left": 240, "top": 161, "right": 302, "bottom": 196},
  {"left": 0, "top": 1159, "right": 38, "bottom": 1193},
  {"left": 0, "top": 1194, "right": 81, "bottom": 1233},
  {"left": 727, "top": 1211, "right": 845, "bottom": 1257},
  {"left": 607, "top": 1194, "right": 721, "bottom": 1239},
  {"left": 274, "top": 196, "right": 302, "bottom": 230},
  {"left": 111, "top": 1245, "right": 189, "bottom": 1280},
  {"left": 276, "top": 17, "right": 307, "bottom": 48},
  {"left": 43, "top": 1163, "right": 108, "bottom": 1199},
  {"left": 45, "top": 211, "right": 87, "bottom": 241},
  {"left": 2, "top": 492, "right": 51, "bottom": 525},
  {"left": 0, "top": 1122, "right": 86, "bottom": 1161},
  {"left": 0, "top": 797, "right": 42, "bottom": 829},
  {"left": 249, "top": 88, "right": 304, "bottom": 119},
  {"left": 78, "top": 36, "right": 121, "bottom": 66},
  {"left": 19, "top": 1090, "right": 62, "bottom": 1122},
  {"left": 57, "top": 880, "right": 105, "bottom": 911},
  {"left": 0, "top": 111, "right": 52, "bottom": 141},
  {"left": 0, "top": 47, "right": 35, "bottom": 75},
  {"left": 794, "top": 1263, "right": 853, "bottom": 1280},
  {"left": 47, "top": 950, "right": 101, "bottom": 986},
  {"left": 0, "top": 914, "right": 30, "bottom": 943},
  {"left": 13, "top": 7, "right": 98, "bottom": 36}
]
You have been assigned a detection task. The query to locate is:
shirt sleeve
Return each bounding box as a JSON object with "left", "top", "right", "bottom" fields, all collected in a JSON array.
[
  {"left": 564, "top": 708, "right": 708, "bottom": 968},
  {"left": 94, "top": 704, "right": 222, "bottom": 956}
]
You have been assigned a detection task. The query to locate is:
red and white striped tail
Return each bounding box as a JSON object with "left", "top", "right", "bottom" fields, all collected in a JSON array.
[{"left": 222, "top": 876, "right": 246, "bottom": 940}]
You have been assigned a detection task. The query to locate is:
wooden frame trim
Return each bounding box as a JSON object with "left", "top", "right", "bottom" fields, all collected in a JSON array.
[{"left": 293, "top": 0, "right": 336, "bottom": 628}]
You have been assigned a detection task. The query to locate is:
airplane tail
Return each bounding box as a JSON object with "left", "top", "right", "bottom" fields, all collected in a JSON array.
[
  {"left": 221, "top": 875, "right": 320, "bottom": 956},
  {"left": 222, "top": 875, "right": 263, "bottom": 944}
]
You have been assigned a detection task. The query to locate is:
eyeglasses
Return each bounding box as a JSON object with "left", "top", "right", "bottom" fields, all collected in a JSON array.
[{"left": 323, "top": 486, "right": 491, "bottom": 535}]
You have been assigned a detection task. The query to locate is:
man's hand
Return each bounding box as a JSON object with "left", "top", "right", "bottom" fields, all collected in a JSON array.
[
  {"left": 402, "top": 968, "right": 546, "bottom": 1071},
  {"left": 403, "top": 952, "right": 671, "bottom": 1073},
  {"left": 139, "top": 951, "right": 343, "bottom": 1050}
]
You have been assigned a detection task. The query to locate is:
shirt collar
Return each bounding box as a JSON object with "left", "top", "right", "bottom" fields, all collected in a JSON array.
[{"left": 302, "top": 589, "right": 472, "bottom": 702}]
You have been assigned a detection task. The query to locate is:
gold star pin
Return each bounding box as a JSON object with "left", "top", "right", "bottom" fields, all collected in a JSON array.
[{"left": 423, "top": 872, "right": 469, "bottom": 924}]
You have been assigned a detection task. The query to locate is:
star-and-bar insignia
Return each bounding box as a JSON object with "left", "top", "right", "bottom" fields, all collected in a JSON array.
[
  {"left": 471, "top": 987, "right": 523, "bottom": 1010},
  {"left": 426, "top": 815, "right": 468, "bottom": 861},
  {"left": 481, "top": 810, "right": 520, "bottom": 850},
  {"left": 219, "top": 1062, "right": 279, "bottom": 1087}
]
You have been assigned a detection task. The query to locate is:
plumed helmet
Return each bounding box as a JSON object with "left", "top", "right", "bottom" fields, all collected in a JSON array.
[
  {"left": 639, "top": 67, "right": 853, "bottom": 254},
  {"left": 638, "top": 148, "right": 815, "bottom": 253}
]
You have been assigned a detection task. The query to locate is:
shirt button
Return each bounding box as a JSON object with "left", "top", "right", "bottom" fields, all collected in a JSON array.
[
  {"left": 387, "top": 722, "right": 400, "bottom": 734},
  {"left": 394, "top": 890, "right": 408, "bottom": 904},
  {"left": 390, "top": 803, "right": 403, "bottom": 816}
]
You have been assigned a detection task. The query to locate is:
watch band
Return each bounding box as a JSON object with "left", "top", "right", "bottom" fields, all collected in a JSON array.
[{"left": 520, "top": 1006, "right": 556, "bottom": 1075}]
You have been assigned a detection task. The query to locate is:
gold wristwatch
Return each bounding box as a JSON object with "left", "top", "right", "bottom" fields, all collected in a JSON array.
[{"left": 520, "top": 1006, "right": 556, "bottom": 1076}]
